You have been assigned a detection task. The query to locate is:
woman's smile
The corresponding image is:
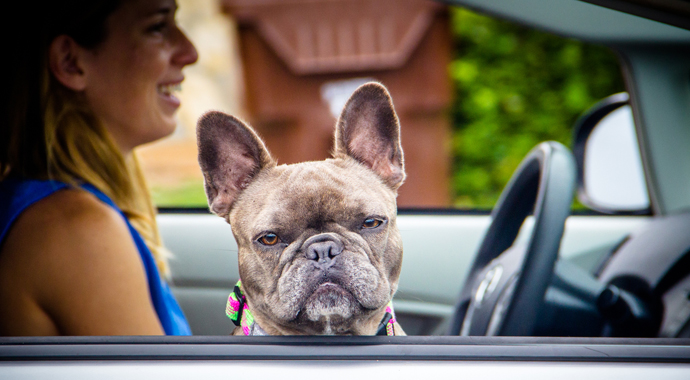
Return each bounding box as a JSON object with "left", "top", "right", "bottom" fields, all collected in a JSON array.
[{"left": 157, "top": 80, "right": 184, "bottom": 110}]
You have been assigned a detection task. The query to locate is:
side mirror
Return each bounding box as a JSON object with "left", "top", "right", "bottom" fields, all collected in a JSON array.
[{"left": 572, "top": 93, "right": 651, "bottom": 214}]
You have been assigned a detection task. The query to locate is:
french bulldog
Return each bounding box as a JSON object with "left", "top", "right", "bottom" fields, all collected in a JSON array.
[{"left": 197, "top": 82, "right": 406, "bottom": 335}]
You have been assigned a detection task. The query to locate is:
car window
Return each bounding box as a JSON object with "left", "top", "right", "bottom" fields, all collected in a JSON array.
[
  {"left": 137, "top": 0, "right": 244, "bottom": 208},
  {"left": 138, "top": 1, "right": 625, "bottom": 211}
]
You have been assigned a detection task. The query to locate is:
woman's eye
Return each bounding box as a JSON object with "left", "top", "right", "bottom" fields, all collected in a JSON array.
[
  {"left": 362, "top": 218, "right": 383, "bottom": 229},
  {"left": 147, "top": 20, "right": 168, "bottom": 34},
  {"left": 258, "top": 233, "right": 279, "bottom": 246}
]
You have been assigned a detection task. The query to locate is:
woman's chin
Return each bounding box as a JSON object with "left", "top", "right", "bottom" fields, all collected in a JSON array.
[
  {"left": 136, "top": 119, "right": 178, "bottom": 148},
  {"left": 157, "top": 120, "right": 178, "bottom": 140}
]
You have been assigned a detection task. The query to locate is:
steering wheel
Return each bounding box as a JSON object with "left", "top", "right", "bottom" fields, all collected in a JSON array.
[{"left": 448, "top": 141, "right": 576, "bottom": 336}]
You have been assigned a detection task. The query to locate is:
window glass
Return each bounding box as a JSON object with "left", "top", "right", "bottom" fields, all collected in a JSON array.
[
  {"left": 448, "top": 8, "right": 624, "bottom": 209},
  {"left": 138, "top": 2, "right": 625, "bottom": 210},
  {"left": 137, "top": 0, "right": 244, "bottom": 208}
]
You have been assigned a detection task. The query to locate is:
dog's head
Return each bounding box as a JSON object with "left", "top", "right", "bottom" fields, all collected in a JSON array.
[{"left": 197, "top": 83, "right": 405, "bottom": 335}]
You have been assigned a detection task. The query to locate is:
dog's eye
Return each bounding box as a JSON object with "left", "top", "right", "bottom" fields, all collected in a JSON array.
[
  {"left": 258, "top": 233, "right": 279, "bottom": 245},
  {"left": 362, "top": 218, "right": 383, "bottom": 229}
]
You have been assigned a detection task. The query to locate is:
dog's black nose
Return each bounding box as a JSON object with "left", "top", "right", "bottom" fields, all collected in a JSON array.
[{"left": 304, "top": 233, "right": 343, "bottom": 267}]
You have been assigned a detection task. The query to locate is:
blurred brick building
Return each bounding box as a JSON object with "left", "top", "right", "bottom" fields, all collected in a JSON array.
[{"left": 222, "top": 0, "right": 452, "bottom": 207}]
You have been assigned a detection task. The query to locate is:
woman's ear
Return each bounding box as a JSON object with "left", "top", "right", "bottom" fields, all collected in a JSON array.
[{"left": 48, "top": 35, "right": 87, "bottom": 91}]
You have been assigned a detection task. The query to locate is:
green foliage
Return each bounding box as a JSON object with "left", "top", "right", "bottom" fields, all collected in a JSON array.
[
  {"left": 150, "top": 181, "right": 207, "bottom": 208},
  {"left": 448, "top": 8, "right": 625, "bottom": 208}
]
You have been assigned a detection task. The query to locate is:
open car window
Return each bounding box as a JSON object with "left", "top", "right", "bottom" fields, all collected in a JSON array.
[{"left": 138, "top": 0, "right": 626, "bottom": 211}]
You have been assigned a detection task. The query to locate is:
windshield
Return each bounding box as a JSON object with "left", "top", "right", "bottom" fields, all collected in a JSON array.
[{"left": 139, "top": 0, "right": 625, "bottom": 211}]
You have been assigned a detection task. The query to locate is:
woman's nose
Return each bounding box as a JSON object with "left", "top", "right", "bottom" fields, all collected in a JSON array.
[{"left": 172, "top": 27, "right": 199, "bottom": 67}]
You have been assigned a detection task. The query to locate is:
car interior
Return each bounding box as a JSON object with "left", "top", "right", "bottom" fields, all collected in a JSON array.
[
  {"left": 154, "top": 0, "right": 690, "bottom": 341},
  {"left": 2, "top": 1, "right": 690, "bottom": 375}
]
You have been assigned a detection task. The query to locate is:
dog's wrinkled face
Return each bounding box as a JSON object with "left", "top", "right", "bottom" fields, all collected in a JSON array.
[{"left": 197, "top": 83, "right": 405, "bottom": 335}]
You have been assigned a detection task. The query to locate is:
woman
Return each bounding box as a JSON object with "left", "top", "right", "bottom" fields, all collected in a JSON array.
[{"left": 0, "top": 0, "right": 198, "bottom": 335}]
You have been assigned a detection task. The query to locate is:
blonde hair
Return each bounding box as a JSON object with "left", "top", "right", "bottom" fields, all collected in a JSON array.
[
  {"left": 1, "top": 0, "right": 170, "bottom": 276},
  {"left": 47, "top": 79, "right": 170, "bottom": 276}
]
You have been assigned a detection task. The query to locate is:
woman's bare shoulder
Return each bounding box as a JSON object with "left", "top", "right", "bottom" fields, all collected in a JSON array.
[
  {"left": 26, "top": 187, "right": 122, "bottom": 229},
  {"left": 0, "top": 187, "right": 164, "bottom": 335},
  {"left": 0, "top": 187, "right": 126, "bottom": 267}
]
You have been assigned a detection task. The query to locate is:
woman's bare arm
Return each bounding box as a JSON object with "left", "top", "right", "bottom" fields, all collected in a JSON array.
[{"left": 0, "top": 188, "right": 164, "bottom": 336}]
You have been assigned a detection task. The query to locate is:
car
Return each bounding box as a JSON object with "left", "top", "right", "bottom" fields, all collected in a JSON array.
[{"left": 2, "top": 0, "right": 690, "bottom": 378}]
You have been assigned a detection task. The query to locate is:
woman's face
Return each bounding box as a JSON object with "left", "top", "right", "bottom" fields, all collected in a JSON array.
[{"left": 81, "top": 0, "right": 198, "bottom": 154}]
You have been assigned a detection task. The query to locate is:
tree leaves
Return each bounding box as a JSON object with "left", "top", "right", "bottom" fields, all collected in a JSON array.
[{"left": 449, "top": 8, "right": 625, "bottom": 208}]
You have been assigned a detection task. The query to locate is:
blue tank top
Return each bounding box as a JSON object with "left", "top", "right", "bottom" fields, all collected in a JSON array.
[{"left": 0, "top": 179, "right": 191, "bottom": 336}]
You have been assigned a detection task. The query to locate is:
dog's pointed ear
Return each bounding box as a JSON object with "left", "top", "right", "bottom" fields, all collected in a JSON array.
[
  {"left": 197, "top": 111, "right": 275, "bottom": 218},
  {"left": 334, "top": 82, "right": 405, "bottom": 190}
]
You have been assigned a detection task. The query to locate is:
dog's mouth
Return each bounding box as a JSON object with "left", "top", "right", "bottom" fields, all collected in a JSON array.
[
  {"left": 307, "top": 283, "right": 346, "bottom": 302},
  {"left": 297, "top": 271, "right": 357, "bottom": 303},
  {"left": 314, "top": 281, "right": 346, "bottom": 294},
  {"left": 309, "top": 278, "right": 350, "bottom": 297},
  {"left": 298, "top": 277, "right": 359, "bottom": 321},
  {"left": 275, "top": 254, "right": 388, "bottom": 327},
  {"left": 300, "top": 268, "right": 373, "bottom": 310}
]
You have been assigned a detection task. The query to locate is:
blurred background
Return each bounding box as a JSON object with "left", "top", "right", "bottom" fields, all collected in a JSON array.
[{"left": 137, "top": 0, "right": 624, "bottom": 210}]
